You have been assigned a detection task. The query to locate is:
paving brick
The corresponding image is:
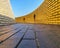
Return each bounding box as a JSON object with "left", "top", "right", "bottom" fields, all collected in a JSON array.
[
  {"left": 0, "top": 27, "right": 28, "bottom": 48},
  {"left": 23, "top": 30, "right": 35, "bottom": 39},
  {"left": 17, "top": 40, "right": 37, "bottom": 48}
]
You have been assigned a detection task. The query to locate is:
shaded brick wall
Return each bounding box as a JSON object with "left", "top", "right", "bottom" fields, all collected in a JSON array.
[
  {"left": 0, "top": 0, "right": 15, "bottom": 19},
  {"left": 0, "top": 0, "right": 15, "bottom": 25}
]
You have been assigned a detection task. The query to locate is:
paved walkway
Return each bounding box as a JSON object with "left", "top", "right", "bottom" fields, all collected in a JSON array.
[{"left": 0, "top": 24, "right": 60, "bottom": 48}]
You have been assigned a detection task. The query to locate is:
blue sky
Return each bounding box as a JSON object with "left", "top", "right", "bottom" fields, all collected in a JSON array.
[{"left": 10, "top": 0, "right": 44, "bottom": 17}]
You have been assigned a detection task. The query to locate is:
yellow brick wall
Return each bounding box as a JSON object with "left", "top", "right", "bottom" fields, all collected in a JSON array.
[{"left": 16, "top": 0, "right": 60, "bottom": 24}]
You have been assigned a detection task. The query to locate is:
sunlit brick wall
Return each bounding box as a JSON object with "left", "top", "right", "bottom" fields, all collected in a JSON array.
[
  {"left": 16, "top": 0, "right": 60, "bottom": 24},
  {"left": 37, "top": 0, "right": 60, "bottom": 24}
]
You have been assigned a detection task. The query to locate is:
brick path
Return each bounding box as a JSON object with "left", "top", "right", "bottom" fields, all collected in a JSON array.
[{"left": 0, "top": 24, "right": 60, "bottom": 48}]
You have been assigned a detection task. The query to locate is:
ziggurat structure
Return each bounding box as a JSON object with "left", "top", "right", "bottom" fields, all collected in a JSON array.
[
  {"left": 0, "top": 0, "right": 15, "bottom": 25},
  {"left": 16, "top": 0, "right": 60, "bottom": 24}
]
